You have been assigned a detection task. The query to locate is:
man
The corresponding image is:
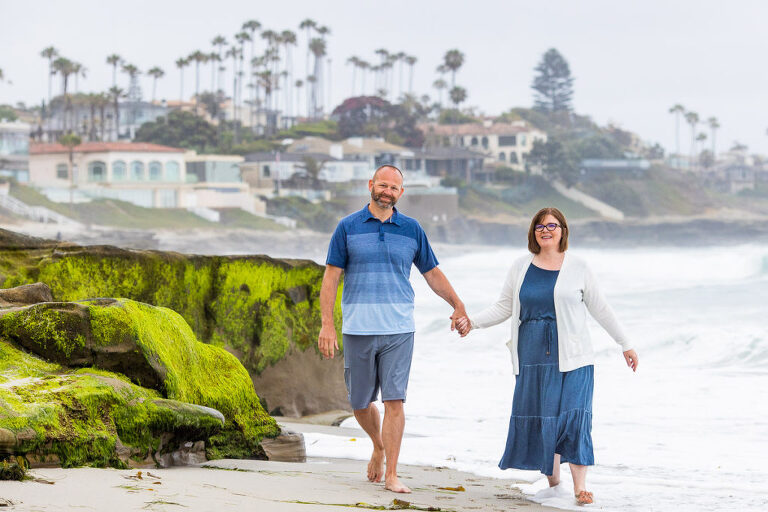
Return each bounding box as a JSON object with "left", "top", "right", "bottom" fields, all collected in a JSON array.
[{"left": 318, "top": 164, "right": 466, "bottom": 494}]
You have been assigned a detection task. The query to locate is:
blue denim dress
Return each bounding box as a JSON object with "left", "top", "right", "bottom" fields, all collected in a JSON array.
[{"left": 498, "top": 263, "right": 594, "bottom": 476}]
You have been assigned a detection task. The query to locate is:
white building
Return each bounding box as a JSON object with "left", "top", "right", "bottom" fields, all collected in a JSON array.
[
  {"left": 419, "top": 120, "right": 547, "bottom": 171},
  {"left": 28, "top": 142, "right": 262, "bottom": 213},
  {"left": 0, "top": 120, "right": 30, "bottom": 182}
]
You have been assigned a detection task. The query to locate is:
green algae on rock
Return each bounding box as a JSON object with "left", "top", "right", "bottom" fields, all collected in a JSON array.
[
  {"left": 0, "top": 340, "right": 223, "bottom": 468},
  {"left": 0, "top": 296, "right": 279, "bottom": 462},
  {"left": 0, "top": 229, "right": 348, "bottom": 417}
]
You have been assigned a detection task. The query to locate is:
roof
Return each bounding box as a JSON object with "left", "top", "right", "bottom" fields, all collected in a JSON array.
[
  {"left": 419, "top": 122, "right": 540, "bottom": 136},
  {"left": 411, "top": 147, "right": 486, "bottom": 159},
  {"left": 286, "top": 137, "right": 411, "bottom": 156},
  {"left": 29, "top": 142, "right": 186, "bottom": 155},
  {"left": 243, "top": 151, "right": 338, "bottom": 163}
]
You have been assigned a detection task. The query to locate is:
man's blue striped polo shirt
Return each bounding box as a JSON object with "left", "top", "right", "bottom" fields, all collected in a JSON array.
[{"left": 326, "top": 204, "right": 438, "bottom": 335}]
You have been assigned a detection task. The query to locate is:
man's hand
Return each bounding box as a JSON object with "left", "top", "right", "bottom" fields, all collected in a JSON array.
[
  {"left": 318, "top": 324, "right": 339, "bottom": 359},
  {"left": 454, "top": 316, "right": 471, "bottom": 337},
  {"left": 449, "top": 304, "right": 469, "bottom": 337}
]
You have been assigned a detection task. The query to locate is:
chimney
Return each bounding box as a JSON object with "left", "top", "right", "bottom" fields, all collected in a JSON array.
[{"left": 329, "top": 144, "right": 343, "bottom": 159}]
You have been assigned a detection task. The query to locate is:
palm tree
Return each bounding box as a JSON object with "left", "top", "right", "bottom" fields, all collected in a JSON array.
[
  {"left": 175, "top": 57, "right": 189, "bottom": 100},
  {"left": 147, "top": 66, "right": 165, "bottom": 102},
  {"left": 0, "top": 68, "right": 5, "bottom": 82},
  {"left": 359, "top": 60, "right": 370, "bottom": 95},
  {"left": 394, "top": 51, "right": 406, "bottom": 97},
  {"left": 405, "top": 55, "right": 417, "bottom": 94},
  {"left": 52, "top": 57, "right": 76, "bottom": 131},
  {"left": 668, "top": 104, "right": 685, "bottom": 159},
  {"left": 108, "top": 86, "right": 125, "bottom": 140},
  {"left": 188, "top": 51, "right": 207, "bottom": 112},
  {"left": 58, "top": 132, "right": 82, "bottom": 205},
  {"left": 281, "top": 30, "right": 297, "bottom": 116},
  {"left": 72, "top": 62, "right": 87, "bottom": 93},
  {"left": 211, "top": 35, "right": 228, "bottom": 91},
  {"left": 707, "top": 117, "right": 720, "bottom": 159},
  {"left": 235, "top": 31, "right": 251, "bottom": 118},
  {"left": 208, "top": 52, "right": 220, "bottom": 91},
  {"left": 449, "top": 86, "right": 467, "bottom": 108},
  {"left": 295, "top": 79, "right": 304, "bottom": 117},
  {"left": 41, "top": 46, "right": 59, "bottom": 105},
  {"left": 309, "top": 38, "right": 326, "bottom": 118},
  {"left": 106, "top": 54, "right": 122, "bottom": 87},
  {"left": 443, "top": 49, "right": 465, "bottom": 88},
  {"left": 433, "top": 78, "right": 447, "bottom": 107},
  {"left": 95, "top": 92, "right": 110, "bottom": 140},
  {"left": 226, "top": 46, "right": 241, "bottom": 128},
  {"left": 685, "top": 111, "right": 700, "bottom": 170},
  {"left": 346, "top": 56, "right": 360, "bottom": 96}
]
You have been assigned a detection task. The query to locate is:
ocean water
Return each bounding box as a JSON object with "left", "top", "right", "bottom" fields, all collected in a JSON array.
[{"left": 304, "top": 244, "right": 768, "bottom": 511}]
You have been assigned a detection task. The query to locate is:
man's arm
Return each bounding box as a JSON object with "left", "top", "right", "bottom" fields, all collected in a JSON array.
[
  {"left": 318, "top": 264, "right": 343, "bottom": 359},
  {"left": 422, "top": 267, "right": 468, "bottom": 336}
]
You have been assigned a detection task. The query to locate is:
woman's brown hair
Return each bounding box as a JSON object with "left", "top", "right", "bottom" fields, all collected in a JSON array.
[{"left": 528, "top": 207, "right": 569, "bottom": 254}]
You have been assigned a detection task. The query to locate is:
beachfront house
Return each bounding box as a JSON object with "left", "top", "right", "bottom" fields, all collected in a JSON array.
[
  {"left": 0, "top": 120, "right": 30, "bottom": 182},
  {"left": 27, "top": 142, "right": 262, "bottom": 214},
  {"left": 419, "top": 120, "right": 547, "bottom": 172}
]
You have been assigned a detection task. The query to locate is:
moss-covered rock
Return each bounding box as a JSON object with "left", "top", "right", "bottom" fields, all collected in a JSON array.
[
  {"left": 0, "top": 339, "right": 224, "bottom": 468},
  {"left": 0, "top": 295, "right": 279, "bottom": 463},
  {"left": 0, "top": 228, "right": 347, "bottom": 416}
]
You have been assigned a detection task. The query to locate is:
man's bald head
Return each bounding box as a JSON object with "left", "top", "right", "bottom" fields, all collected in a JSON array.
[{"left": 372, "top": 165, "right": 404, "bottom": 184}]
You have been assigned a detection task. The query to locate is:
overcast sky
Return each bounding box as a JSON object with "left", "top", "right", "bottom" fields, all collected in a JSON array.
[{"left": 2, "top": 0, "right": 766, "bottom": 154}]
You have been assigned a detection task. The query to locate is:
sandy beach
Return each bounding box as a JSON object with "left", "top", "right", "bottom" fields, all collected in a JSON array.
[{"left": 1, "top": 421, "right": 555, "bottom": 512}]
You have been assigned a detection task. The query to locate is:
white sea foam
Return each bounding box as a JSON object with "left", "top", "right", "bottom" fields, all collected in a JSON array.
[{"left": 305, "top": 244, "right": 768, "bottom": 511}]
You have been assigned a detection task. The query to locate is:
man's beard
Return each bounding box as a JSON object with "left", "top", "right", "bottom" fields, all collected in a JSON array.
[{"left": 371, "top": 189, "right": 398, "bottom": 209}]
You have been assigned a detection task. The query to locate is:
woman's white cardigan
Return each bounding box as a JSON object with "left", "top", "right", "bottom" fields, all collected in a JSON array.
[{"left": 470, "top": 252, "right": 632, "bottom": 375}]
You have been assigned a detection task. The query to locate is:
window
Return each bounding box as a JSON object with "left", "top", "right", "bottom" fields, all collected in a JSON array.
[
  {"left": 87, "top": 161, "right": 107, "bottom": 182},
  {"left": 165, "top": 161, "right": 180, "bottom": 182},
  {"left": 510, "top": 152, "right": 519, "bottom": 164},
  {"left": 56, "top": 163, "right": 68, "bottom": 180},
  {"left": 263, "top": 165, "right": 271, "bottom": 178},
  {"left": 130, "top": 161, "right": 144, "bottom": 181},
  {"left": 481, "top": 136, "right": 489, "bottom": 149},
  {"left": 520, "top": 135, "right": 527, "bottom": 146},
  {"left": 149, "top": 161, "right": 162, "bottom": 181},
  {"left": 470, "top": 137, "right": 478, "bottom": 146},
  {"left": 498, "top": 152, "right": 506, "bottom": 161},
  {"left": 499, "top": 135, "right": 517, "bottom": 146},
  {"left": 112, "top": 160, "right": 126, "bottom": 181}
]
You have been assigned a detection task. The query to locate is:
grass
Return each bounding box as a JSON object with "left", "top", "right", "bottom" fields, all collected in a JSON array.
[
  {"left": 460, "top": 177, "right": 599, "bottom": 220},
  {"left": 218, "top": 208, "right": 287, "bottom": 231},
  {"left": 9, "top": 183, "right": 216, "bottom": 229}
]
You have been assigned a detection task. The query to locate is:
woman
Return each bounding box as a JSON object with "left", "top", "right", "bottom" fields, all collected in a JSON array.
[{"left": 456, "top": 207, "right": 638, "bottom": 505}]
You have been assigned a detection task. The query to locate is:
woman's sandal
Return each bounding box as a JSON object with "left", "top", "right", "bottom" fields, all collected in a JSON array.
[{"left": 575, "top": 490, "right": 594, "bottom": 505}]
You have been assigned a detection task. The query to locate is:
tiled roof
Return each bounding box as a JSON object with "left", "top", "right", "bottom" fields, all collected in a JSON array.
[
  {"left": 419, "top": 122, "right": 539, "bottom": 136},
  {"left": 29, "top": 142, "right": 185, "bottom": 155}
]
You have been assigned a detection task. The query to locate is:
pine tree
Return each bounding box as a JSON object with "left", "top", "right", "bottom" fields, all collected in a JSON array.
[{"left": 531, "top": 48, "right": 574, "bottom": 113}]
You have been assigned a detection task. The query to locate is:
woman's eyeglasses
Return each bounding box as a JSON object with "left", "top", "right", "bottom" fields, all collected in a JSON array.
[{"left": 535, "top": 223, "right": 561, "bottom": 232}]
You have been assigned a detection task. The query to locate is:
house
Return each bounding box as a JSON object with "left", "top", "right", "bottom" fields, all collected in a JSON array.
[
  {"left": 419, "top": 120, "right": 547, "bottom": 171},
  {"left": 28, "top": 142, "right": 262, "bottom": 213},
  {"left": 578, "top": 158, "right": 651, "bottom": 180},
  {"left": 286, "top": 136, "right": 414, "bottom": 170},
  {"left": 707, "top": 164, "right": 756, "bottom": 194},
  {"left": 0, "top": 120, "right": 30, "bottom": 182},
  {"left": 184, "top": 153, "right": 263, "bottom": 214},
  {"left": 401, "top": 147, "right": 486, "bottom": 183}
]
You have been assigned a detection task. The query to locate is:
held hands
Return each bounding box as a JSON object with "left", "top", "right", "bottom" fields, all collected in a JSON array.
[
  {"left": 318, "top": 324, "right": 339, "bottom": 359},
  {"left": 450, "top": 308, "right": 472, "bottom": 338},
  {"left": 623, "top": 349, "right": 639, "bottom": 372}
]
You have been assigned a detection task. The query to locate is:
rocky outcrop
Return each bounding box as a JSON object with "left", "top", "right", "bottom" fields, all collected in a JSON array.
[
  {"left": 0, "top": 284, "right": 279, "bottom": 468},
  {"left": 0, "top": 228, "right": 347, "bottom": 417}
]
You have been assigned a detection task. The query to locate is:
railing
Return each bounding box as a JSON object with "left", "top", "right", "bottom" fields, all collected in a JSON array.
[{"left": 0, "top": 193, "right": 81, "bottom": 225}]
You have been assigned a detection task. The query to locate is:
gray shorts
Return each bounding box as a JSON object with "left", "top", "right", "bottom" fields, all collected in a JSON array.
[{"left": 343, "top": 332, "right": 415, "bottom": 411}]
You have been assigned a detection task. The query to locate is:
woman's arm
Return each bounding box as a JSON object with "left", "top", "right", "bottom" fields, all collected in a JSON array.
[
  {"left": 583, "top": 264, "right": 639, "bottom": 371},
  {"left": 467, "top": 265, "right": 518, "bottom": 330}
]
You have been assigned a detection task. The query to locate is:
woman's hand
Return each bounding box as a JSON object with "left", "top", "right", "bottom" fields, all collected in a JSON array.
[
  {"left": 454, "top": 316, "right": 472, "bottom": 337},
  {"left": 623, "top": 349, "right": 639, "bottom": 372}
]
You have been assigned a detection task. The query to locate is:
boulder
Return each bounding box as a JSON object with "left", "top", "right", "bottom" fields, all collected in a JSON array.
[
  {"left": 0, "top": 228, "right": 348, "bottom": 417},
  {"left": 0, "top": 287, "right": 279, "bottom": 466}
]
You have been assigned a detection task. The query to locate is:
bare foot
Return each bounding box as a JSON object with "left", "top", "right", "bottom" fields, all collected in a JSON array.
[
  {"left": 385, "top": 477, "right": 412, "bottom": 493},
  {"left": 367, "top": 448, "right": 385, "bottom": 482}
]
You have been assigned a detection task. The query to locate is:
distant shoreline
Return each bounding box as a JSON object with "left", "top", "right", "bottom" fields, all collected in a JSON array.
[{"left": 3, "top": 214, "right": 767, "bottom": 262}]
